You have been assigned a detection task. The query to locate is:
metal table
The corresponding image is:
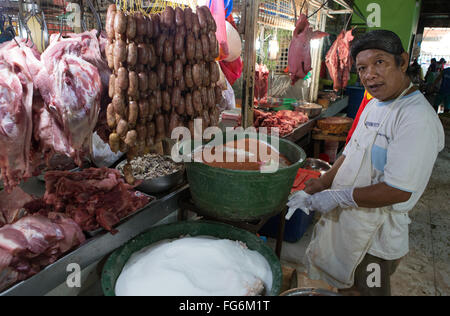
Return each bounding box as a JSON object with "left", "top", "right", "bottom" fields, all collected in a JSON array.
[
  {"left": 0, "top": 184, "right": 190, "bottom": 296},
  {"left": 283, "top": 96, "right": 349, "bottom": 143},
  {"left": 319, "top": 96, "right": 350, "bottom": 119}
]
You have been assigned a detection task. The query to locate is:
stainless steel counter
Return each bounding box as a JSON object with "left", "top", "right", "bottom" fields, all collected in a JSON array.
[
  {"left": 319, "top": 96, "right": 350, "bottom": 119},
  {"left": 0, "top": 97, "right": 349, "bottom": 296},
  {"left": 0, "top": 183, "right": 190, "bottom": 296},
  {"left": 283, "top": 96, "right": 349, "bottom": 143}
]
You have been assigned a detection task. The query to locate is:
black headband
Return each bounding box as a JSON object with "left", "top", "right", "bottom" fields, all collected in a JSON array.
[{"left": 351, "top": 30, "right": 405, "bottom": 61}]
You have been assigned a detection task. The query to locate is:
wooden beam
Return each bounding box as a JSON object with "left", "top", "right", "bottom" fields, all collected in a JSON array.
[{"left": 241, "top": 0, "right": 259, "bottom": 129}]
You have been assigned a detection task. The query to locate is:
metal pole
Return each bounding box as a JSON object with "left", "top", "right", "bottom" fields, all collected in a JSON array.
[
  {"left": 309, "top": 10, "right": 327, "bottom": 102},
  {"left": 241, "top": 0, "right": 259, "bottom": 129}
]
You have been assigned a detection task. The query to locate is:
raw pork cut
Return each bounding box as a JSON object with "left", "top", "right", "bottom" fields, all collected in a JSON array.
[
  {"left": 287, "top": 14, "right": 328, "bottom": 85},
  {"left": 0, "top": 187, "right": 34, "bottom": 227},
  {"left": 34, "top": 35, "right": 102, "bottom": 165},
  {"left": 255, "top": 64, "right": 269, "bottom": 101},
  {"left": 0, "top": 40, "right": 41, "bottom": 191},
  {"left": 0, "top": 213, "right": 84, "bottom": 292},
  {"left": 325, "top": 29, "right": 354, "bottom": 91},
  {"left": 0, "top": 33, "right": 106, "bottom": 192},
  {"left": 64, "top": 31, "right": 111, "bottom": 93}
]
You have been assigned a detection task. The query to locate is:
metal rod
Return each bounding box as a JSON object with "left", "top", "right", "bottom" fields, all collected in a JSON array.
[
  {"left": 307, "top": 0, "right": 331, "bottom": 19},
  {"left": 334, "top": 0, "right": 352, "bottom": 10},
  {"left": 292, "top": 0, "right": 297, "bottom": 22}
]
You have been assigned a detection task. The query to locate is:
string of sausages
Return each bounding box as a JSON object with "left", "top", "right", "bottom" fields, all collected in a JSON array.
[{"left": 105, "top": 4, "right": 222, "bottom": 183}]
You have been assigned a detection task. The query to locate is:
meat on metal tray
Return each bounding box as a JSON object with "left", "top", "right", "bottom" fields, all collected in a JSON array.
[{"left": 85, "top": 191, "right": 157, "bottom": 237}]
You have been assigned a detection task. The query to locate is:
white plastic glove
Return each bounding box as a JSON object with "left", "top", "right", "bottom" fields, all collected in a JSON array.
[
  {"left": 309, "top": 188, "right": 358, "bottom": 214},
  {"left": 286, "top": 191, "right": 313, "bottom": 220}
]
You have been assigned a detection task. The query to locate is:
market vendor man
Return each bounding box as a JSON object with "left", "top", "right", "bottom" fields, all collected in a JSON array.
[{"left": 288, "top": 30, "right": 445, "bottom": 296}]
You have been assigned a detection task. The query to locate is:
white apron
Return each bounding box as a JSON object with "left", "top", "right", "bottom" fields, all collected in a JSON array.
[{"left": 305, "top": 84, "right": 413, "bottom": 289}]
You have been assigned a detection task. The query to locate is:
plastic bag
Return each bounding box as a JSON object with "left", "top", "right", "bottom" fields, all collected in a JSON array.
[
  {"left": 219, "top": 57, "right": 242, "bottom": 85},
  {"left": 224, "top": 21, "right": 241, "bottom": 62},
  {"left": 223, "top": 0, "right": 233, "bottom": 18},
  {"left": 220, "top": 79, "right": 236, "bottom": 111},
  {"left": 209, "top": 0, "right": 229, "bottom": 60},
  {"left": 91, "top": 132, "right": 124, "bottom": 167}
]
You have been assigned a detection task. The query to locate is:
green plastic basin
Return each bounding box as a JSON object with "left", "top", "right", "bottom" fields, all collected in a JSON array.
[
  {"left": 179, "top": 133, "right": 306, "bottom": 221},
  {"left": 102, "top": 220, "right": 282, "bottom": 296}
]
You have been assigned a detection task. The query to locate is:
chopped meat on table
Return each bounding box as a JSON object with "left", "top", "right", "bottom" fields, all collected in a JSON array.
[
  {"left": 254, "top": 109, "right": 308, "bottom": 137},
  {"left": 42, "top": 168, "right": 150, "bottom": 233}
]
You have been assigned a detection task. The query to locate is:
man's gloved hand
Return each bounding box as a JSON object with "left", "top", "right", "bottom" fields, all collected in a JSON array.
[
  {"left": 286, "top": 191, "right": 313, "bottom": 220},
  {"left": 309, "top": 188, "right": 358, "bottom": 214}
]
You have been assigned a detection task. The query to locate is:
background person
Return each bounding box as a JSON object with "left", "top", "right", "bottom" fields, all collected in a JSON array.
[{"left": 433, "top": 66, "right": 450, "bottom": 113}]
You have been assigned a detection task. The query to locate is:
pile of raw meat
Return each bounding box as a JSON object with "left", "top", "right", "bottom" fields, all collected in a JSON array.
[
  {"left": 0, "top": 31, "right": 109, "bottom": 192},
  {"left": 105, "top": 5, "right": 222, "bottom": 157},
  {"left": 27, "top": 168, "right": 151, "bottom": 233},
  {"left": 325, "top": 29, "right": 354, "bottom": 91},
  {"left": 0, "top": 188, "right": 85, "bottom": 292},
  {"left": 253, "top": 109, "right": 308, "bottom": 137},
  {"left": 0, "top": 166, "right": 150, "bottom": 291}
]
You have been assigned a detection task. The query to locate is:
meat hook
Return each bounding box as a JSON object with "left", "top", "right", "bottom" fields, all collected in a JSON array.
[
  {"left": 18, "top": 12, "right": 33, "bottom": 48},
  {"left": 85, "top": 0, "right": 103, "bottom": 38},
  {"left": 343, "top": 12, "right": 353, "bottom": 31},
  {"left": 40, "top": 9, "right": 49, "bottom": 50},
  {"left": 307, "top": 0, "right": 331, "bottom": 19},
  {"left": 79, "top": 0, "right": 88, "bottom": 32}
]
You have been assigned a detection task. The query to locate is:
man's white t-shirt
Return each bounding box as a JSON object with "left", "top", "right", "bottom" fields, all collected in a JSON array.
[{"left": 343, "top": 90, "right": 445, "bottom": 260}]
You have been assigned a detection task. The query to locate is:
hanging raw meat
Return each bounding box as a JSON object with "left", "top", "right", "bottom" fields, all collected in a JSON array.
[
  {"left": 0, "top": 40, "right": 40, "bottom": 191},
  {"left": 253, "top": 109, "right": 308, "bottom": 137},
  {"left": 34, "top": 35, "right": 102, "bottom": 165},
  {"left": 287, "top": 14, "right": 328, "bottom": 85},
  {"left": 325, "top": 29, "right": 354, "bottom": 91},
  {"left": 0, "top": 33, "right": 105, "bottom": 192},
  {"left": 255, "top": 63, "right": 269, "bottom": 101},
  {"left": 65, "top": 31, "right": 112, "bottom": 143}
]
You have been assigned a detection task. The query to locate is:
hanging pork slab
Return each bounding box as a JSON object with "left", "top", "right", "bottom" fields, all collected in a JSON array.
[{"left": 325, "top": 29, "right": 354, "bottom": 91}]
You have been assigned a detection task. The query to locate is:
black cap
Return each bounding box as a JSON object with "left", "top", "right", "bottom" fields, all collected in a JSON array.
[{"left": 351, "top": 30, "right": 405, "bottom": 61}]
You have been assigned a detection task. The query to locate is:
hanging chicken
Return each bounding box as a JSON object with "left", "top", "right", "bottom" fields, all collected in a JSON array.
[{"left": 287, "top": 14, "right": 328, "bottom": 85}]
